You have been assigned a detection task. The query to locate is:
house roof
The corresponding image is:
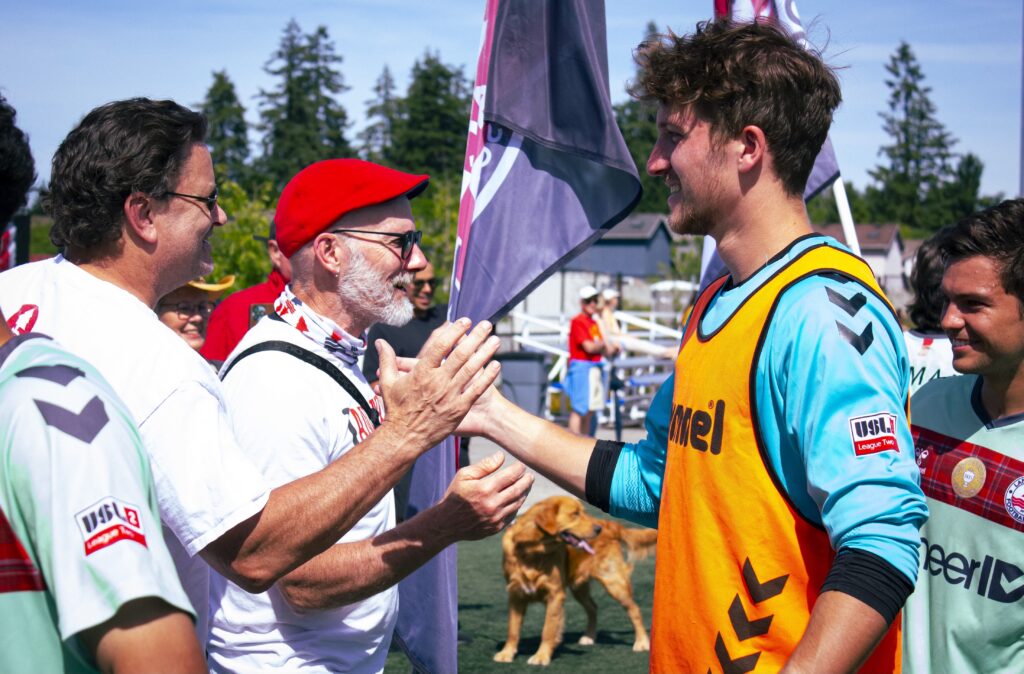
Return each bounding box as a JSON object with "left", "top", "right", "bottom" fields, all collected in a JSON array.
[
  {"left": 902, "top": 238, "right": 923, "bottom": 263},
  {"left": 812, "top": 223, "right": 902, "bottom": 254},
  {"left": 600, "top": 213, "right": 670, "bottom": 241}
]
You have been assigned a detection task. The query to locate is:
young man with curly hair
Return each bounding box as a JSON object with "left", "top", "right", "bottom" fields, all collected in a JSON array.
[{"left": 456, "top": 19, "right": 926, "bottom": 672}]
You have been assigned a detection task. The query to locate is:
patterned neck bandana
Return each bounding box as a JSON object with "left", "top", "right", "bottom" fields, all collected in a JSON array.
[{"left": 273, "top": 285, "right": 366, "bottom": 366}]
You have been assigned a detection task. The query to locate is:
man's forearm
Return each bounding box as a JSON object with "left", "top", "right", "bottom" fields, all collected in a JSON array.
[
  {"left": 479, "top": 395, "right": 595, "bottom": 497},
  {"left": 276, "top": 502, "right": 460, "bottom": 610},
  {"left": 201, "top": 421, "right": 430, "bottom": 592},
  {"left": 782, "top": 591, "right": 890, "bottom": 674}
]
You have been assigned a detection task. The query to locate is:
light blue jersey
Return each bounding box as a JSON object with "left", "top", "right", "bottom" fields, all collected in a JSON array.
[{"left": 608, "top": 235, "right": 927, "bottom": 583}]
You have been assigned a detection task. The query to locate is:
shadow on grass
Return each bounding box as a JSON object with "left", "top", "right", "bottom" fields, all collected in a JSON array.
[{"left": 386, "top": 502, "right": 655, "bottom": 673}]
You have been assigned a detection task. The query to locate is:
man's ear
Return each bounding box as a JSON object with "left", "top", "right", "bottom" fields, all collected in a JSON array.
[
  {"left": 736, "top": 125, "right": 767, "bottom": 175},
  {"left": 123, "top": 192, "right": 159, "bottom": 244},
  {"left": 312, "top": 231, "right": 348, "bottom": 275}
]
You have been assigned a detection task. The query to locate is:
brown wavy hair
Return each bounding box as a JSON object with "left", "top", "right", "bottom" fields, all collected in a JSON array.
[
  {"left": 629, "top": 19, "right": 841, "bottom": 197},
  {"left": 48, "top": 98, "right": 207, "bottom": 251},
  {"left": 907, "top": 227, "right": 952, "bottom": 332},
  {"left": 941, "top": 199, "right": 1024, "bottom": 307}
]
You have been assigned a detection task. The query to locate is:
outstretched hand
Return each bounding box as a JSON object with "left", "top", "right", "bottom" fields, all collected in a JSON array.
[
  {"left": 386, "top": 353, "right": 508, "bottom": 439},
  {"left": 376, "top": 318, "right": 502, "bottom": 449},
  {"left": 437, "top": 452, "right": 533, "bottom": 541}
]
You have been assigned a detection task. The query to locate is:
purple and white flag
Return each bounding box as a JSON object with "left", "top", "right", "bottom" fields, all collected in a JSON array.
[{"left": 449, "top": 0, "right": 642, "bottom": 323}]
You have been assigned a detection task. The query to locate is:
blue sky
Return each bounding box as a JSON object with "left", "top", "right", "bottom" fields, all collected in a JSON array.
[{"left": 2, "top": 0, "right": 1020, "bottom": 200}]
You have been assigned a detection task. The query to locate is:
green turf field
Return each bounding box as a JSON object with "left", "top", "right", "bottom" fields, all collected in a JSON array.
[{"left": 385, "top": 505, "right": 655, "bottom": 672}]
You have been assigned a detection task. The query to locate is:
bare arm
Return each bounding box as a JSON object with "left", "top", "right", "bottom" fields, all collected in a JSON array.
[
  {"left": 78, "top": 598, "right": 205, "bottom": 674},
  {"left": 781, "top": 591, "right": 890, "bottom": 674},
  {"left": 278, "top": 452, "right": 533, "bottom": 610},
  {"left": 457, "top": 383, "right": 597, "bottom": 497},
  {"left": 201, "top": 319, "right": 503, "bottom": 592},
  {"left": 579, "top": 338, "right": 605, "bottom": 355}
]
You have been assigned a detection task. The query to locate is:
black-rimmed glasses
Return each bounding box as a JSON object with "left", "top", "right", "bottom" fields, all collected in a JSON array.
[
  {"left": 165, "top": 188, "right": 219, "bottom": 216},
  {"left": 157, "top": 301, "right": 215, "bottom": 318},
  {"left": 329, "top": 228, "right": 422, "bottom": 260}
]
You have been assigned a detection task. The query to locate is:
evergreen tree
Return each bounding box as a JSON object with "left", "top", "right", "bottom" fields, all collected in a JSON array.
[
  {"left": 358, "top": 65, "right": 399, "bottom": 164},
  {"left": 257, "top": 19, "right": 351, "bottom": 191},
  {"left": 614, "top": 22, "right": 667, "bottom": 214},
  {"left": 806, "top": 181, "right": 871, "bottom": 226},
  {"left": 934, "top": 152, "right": 985, "bottom": 225},
  {"left": 389, "top": 50, "right": 470, "bottom": 177},
  {"left": 200, "top": 70, "right": 249, "bottom": 185},
  {"left": 868, "top": 42, "right": 957, "bottom": 234}
]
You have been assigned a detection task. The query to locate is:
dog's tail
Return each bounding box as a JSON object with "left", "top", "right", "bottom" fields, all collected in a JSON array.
[{"left": 619, "top": 526, "right": 658, "bottom": 562}]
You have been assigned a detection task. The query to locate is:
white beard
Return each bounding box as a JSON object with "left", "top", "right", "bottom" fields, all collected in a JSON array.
[{"left": 337, "top": 242, "right": 414, "bottom": 327}]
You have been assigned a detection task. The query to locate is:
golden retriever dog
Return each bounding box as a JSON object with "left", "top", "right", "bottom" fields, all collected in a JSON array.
[{"left": 493, "top": 495, "right": 657, "bottom": 666}]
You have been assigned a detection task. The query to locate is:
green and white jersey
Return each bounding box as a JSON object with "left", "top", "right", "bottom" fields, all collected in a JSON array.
[
  {"left": 0, "top": 334, "right": 191, "bottom": 673},
  {"left": 904, "top": 374, "right": 1024, "bottom": 674}
]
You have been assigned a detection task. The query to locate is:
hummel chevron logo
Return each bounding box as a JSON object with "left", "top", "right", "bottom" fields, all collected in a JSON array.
[
  {"left": 714, "top": 633, "right": 761, "bottom": 674},
  {"left": 729, "top": 594, "right": 773, "bottom": 640},
  {"left": 826, "top": 287, "right": 867, "bottom": 316},
  {"left": 16, "top": 364, "right": 85, "bottom": 386},
  {"left": 34, "top": 396, "right": 109, "bottom": 444},
  {"left": 836, "top": 321, "right": 874, "bottom": 355},
  {"left": 742, "top": 558, "right": 788, "bottom": 603}
]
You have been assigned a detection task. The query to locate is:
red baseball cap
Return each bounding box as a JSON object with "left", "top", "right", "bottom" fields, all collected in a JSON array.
[{"left": 274, "top": 159, "right": 429, "bottom": 258}]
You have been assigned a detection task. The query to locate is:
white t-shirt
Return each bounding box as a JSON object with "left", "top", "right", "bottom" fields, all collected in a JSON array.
[
  {"left": 0, "top": 257, "right": 270, "bottom": 640},
  {"left": 0, "top": 333, "right": 193, "bottom": 673},
  {"left": 903, "top": 330, "right": 959, "bottom": 395},
  {"left": 208, "top": 316, "right": 396, "bottom": 674}
]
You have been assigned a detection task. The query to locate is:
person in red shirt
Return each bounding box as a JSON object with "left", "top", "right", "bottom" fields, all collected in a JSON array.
[
  {"left": 566, "top": 285, "right": 607, "bottom": 436},
  {"left": 200, "top": 223, "right": 292, "bottom": 361}
]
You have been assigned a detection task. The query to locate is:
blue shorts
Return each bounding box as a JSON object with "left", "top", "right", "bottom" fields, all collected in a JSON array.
[{"left": 566, "top": 360, "right": 602, "bottom": 414}]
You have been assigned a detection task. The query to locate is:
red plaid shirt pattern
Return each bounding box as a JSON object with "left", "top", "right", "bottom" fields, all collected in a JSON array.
[{"left": 912, "top": 424, "right": 1024, "bottom": 532}]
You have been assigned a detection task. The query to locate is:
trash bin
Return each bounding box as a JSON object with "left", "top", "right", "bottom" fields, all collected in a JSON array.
[{"left": 494, "top": 352, "right": 548, "bottom": 417}]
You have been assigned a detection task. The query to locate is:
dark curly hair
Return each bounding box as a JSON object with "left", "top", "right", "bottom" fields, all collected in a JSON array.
[
  {"left": 48, "top": 98, "right": 207, "bottom": 251},
  {"left": 907, "top": 228, "right": 951, "bottom": 332},
  {"left": 0, "top": 94, "right": 36, "bottom": 225},
  {"left": 941, "top": 199, "right": 1024, "bottom": 307},
  {"left": 629, "top": 19, "right": 841, "bottom": 197}
]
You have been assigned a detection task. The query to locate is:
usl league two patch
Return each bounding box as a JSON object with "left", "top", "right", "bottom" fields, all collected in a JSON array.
[
  {"left": 75, "top": 497, "right": 147, "bottom": 556},
  {"left": 849, "top": 412, "right": 898, "bottom": 456}
]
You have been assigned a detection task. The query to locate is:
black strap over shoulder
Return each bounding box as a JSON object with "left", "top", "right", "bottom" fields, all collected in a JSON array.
[{"left": 221, "top": 340, "right": 381, "bottom": 428}]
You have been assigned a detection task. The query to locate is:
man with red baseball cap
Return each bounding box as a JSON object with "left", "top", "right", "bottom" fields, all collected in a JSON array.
[{"left": 208, "top": 159, "right": 533, "bottom": 673}]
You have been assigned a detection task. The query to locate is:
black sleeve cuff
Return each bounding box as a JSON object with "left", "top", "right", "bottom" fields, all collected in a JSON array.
[
  {"left": 585, "top": 440, "right": 624, "bottom": 513},
  {"left": 820, "top": 547, "right": 914, "bottom": 625}
]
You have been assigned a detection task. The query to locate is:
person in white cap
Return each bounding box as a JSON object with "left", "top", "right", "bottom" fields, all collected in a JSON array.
[
  {"left": 565, "top": 285, "right": 609, "bottom": 435},
  {"left": 598, "top": 287, "right": 623, "bottom": 356}
]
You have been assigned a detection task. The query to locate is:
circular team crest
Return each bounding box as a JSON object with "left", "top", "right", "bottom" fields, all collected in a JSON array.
[
  {"left": 951, "top": 457, "right": 986, "bottom": 498},
  {"left": 1005, "top": 476, "right": 1024, "bottom": 524}
]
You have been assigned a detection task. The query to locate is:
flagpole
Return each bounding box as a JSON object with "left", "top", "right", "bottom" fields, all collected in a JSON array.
[{"left": 832, "top": 179, "right": 860, "bottom": 257}]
